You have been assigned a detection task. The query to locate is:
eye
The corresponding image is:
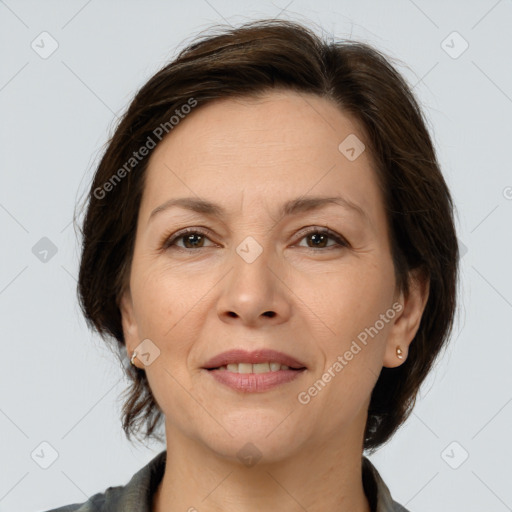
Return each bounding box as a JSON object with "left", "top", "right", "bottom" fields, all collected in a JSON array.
[
  {"left": 294, "top": 227, "right": 349, "bottom": 251},
  {"left": 161, "top": 226, "right": 349, "bottom": 252},
  {"left": 162, "top": 228, "right": 215, "bottom": 250}
]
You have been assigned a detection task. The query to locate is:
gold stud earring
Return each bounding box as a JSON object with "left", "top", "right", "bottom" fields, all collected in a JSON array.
[
  {"left": 130, "top": 351, "right": 138, "bottom": 366},
  {"left": 396, "top": 346, "right": 403, "bottom": 359}
]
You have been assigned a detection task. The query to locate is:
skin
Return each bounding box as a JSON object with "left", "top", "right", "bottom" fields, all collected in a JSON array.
[{"left": 120, "top": 90, "right": 429, "bottom": 512}]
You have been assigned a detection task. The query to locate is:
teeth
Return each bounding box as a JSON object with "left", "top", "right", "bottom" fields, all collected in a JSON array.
[
  {"left": 238, "top": 363, "right": 253, "bottom": 374},
  {"left": 253, "top": 363, "right": 270, "bottom": 373},
  {"left": 217, "top": 362, "right": 292, "bottom": 373}
]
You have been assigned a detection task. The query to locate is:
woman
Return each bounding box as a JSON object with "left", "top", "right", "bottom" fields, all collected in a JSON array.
[{"left": 45, "top": 18, "right": 459, "bottom": 512}]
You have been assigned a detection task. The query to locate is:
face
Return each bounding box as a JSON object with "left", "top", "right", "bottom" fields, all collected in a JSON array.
[{"left": 120, "top": 90, "right": 424, "bottom": 462}]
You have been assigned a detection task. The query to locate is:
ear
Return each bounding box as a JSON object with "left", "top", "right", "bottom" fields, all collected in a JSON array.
[
  {"left": 119, "top": 287, "right": 142, "bottom": 367},
  {"left": 383, "top": 268, "right": 430, "bottom": 368}
]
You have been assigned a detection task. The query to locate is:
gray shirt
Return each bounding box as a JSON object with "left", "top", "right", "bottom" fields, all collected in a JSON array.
[{"left": 42, "top": 451, "right": 410, "bottom": 512}]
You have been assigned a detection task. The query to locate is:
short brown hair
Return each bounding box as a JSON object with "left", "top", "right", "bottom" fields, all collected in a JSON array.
[{"left": 76, "top": 18, "right": 459, "bottom": 452}]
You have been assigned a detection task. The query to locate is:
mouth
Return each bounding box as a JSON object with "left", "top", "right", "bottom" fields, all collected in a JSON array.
[
  {"left": 202, "top": 348, "right": 307, "bottom": 373},
  {"left": 206, "top": 363, "right": 306, "bottom": 373},
  {"left": 204, "top": 361, "right": 307, "bottom": 392}
]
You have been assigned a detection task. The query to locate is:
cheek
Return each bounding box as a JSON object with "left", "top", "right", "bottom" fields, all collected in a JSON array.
[
  {"left": 130, "top": 263, "right": 213, "bottom": 360},
  {"left": 132, "top": 257, "right": 193, "bottom": 319},
  {"left": 301, "top": 263, "right": 395, "bottom": 397},
  {"left": 306, "top": 269, "right": 394, "bottom": 410},
  {"left": 305, "top": 259, "right": 395, "bottom": 334}
]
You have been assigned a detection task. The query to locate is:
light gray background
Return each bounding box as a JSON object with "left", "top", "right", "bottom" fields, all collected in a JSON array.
[{"left": 1, "top": 1, "right": 511, "bottom": 511}]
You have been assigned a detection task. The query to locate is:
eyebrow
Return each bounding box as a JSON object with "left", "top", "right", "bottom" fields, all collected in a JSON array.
[{"left": 148, "top": 195, "right": 369, "bottom": 225}]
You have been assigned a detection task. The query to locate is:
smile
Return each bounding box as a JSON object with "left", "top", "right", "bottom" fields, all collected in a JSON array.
[{"left": 210, "top": 362, "right": 300, "bottom": 373}]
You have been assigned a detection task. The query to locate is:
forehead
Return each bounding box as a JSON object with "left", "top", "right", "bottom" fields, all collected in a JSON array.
[{"left": 140, "top": 90, "right": 383, "bottom": 223}]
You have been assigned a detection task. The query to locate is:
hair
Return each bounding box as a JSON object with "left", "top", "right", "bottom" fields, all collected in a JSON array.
[{"left": 76, "top": 18, "right": 459, "bottom": 453}]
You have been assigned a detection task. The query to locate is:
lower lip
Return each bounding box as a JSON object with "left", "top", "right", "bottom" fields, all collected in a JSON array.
[{"left": 204, "top": 368, "right": 306, "bottom": 392}]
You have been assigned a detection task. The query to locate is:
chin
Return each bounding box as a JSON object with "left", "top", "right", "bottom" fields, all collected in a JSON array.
[{"left": 197, "top": 413, "right": 305, "bottom": 465}]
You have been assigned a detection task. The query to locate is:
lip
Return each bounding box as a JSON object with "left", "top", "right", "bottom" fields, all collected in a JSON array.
[
  {"left": 202, "top": 349, "right": 307, "bottom": 370},
  {"left": 206, "top": 368, "right": 305, "bottom": 392}
]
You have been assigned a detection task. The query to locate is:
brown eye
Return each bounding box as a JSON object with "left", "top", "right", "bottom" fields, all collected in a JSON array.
[
  {"left": 163, "top": 228, "right": 215, "bottom": 250},
  {"left": 180, "top": 232, "right": 206, "bottom": 249},
  {"left": 162, "top": 226, "right": 348, "bottom": 252},
  {"left": 296, "top": 228, "right": 348, "bottom": 250}
]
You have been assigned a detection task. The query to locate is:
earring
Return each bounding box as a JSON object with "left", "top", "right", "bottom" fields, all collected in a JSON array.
[
  {"left": 130, "top": 351, "right": 138, "bottom": 366},
  {"left": 396, "top": 346, "right": 404, "bottom": 360}
]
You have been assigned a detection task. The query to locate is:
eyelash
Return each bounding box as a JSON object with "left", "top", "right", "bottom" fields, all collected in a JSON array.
[{"left": 161, "top": 226, "right": 349, "bottom": 252}]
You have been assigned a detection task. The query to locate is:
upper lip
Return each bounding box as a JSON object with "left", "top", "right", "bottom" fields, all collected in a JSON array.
[{"left": 202, "top": 349, "right": 307, "bottom": 370}]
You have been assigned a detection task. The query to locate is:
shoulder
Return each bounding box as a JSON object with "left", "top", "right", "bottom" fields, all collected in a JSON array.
[
  {"left": 393, "top": 503, "right": 411, "bottom": 512},
  {"left": 362, "top": 456, "right": 412, "bottom": 512},
  {"left": 39, "top": 486, "right": 122, "bottom": 512},
  {"left": 38, "top": 450, "right": 166, "bottom": 512}
]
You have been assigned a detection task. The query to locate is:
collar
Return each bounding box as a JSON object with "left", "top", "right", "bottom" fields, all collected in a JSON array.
[
  {"left": 362, "top": 456, "right": 411, "bottom": 512},
  {"left": 100, "top": 450, "right": 409, "bottom": 512}
]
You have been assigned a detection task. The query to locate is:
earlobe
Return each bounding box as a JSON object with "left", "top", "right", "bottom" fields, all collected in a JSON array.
[{"left": 383, "top": 268, "right": 430, "bottom": 368}]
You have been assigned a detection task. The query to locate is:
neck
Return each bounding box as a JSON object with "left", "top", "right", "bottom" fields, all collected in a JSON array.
[{"left": 153, "top": 420, "right": 371, "bottom": 512}]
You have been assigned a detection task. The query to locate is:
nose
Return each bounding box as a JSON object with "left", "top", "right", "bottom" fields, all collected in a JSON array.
[{"left": 216, "top": 247, "right": 292, "bottom": 328}]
